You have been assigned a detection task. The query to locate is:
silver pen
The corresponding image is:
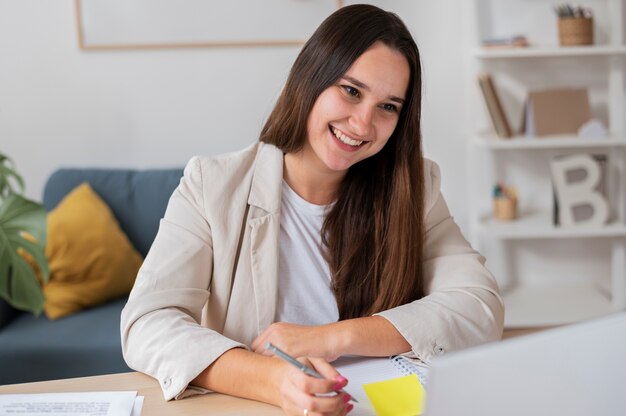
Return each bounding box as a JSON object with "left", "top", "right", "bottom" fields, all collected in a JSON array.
[{"left": 265, "top": 342, "right": 357, "bottom": 402}]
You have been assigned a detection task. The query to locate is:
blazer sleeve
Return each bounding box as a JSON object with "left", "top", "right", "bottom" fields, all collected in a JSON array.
[
  {"left": 375, "top": 160, "right": 505, "bottom": 362},
  {"left": 120, "top": 156, "right": 247, "bottom": 401}
]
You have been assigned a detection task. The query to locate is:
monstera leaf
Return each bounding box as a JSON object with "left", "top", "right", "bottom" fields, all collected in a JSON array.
[
  {"left": 0, "top": 153, "right": 25, "bottom": 197},
  {"left": 0, "top": 192, "right": 49, "bottom": 315}
]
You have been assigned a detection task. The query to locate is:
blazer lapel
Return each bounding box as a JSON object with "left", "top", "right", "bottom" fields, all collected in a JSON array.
[
  {"left": 247, "top": 143, "right": 283, "bottom": 333},
  {"left": 248, "top": 213, "right": 279, "bottom": 333}
]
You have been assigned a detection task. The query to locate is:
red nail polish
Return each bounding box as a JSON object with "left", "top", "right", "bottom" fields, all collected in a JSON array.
[
  {"left": 336, "top": 375, "right": 348, "bottom": 383},
  {"left": 346, "top": 403, "right": 354, "bottom": 413},
  {"left": 333, "top": 375, "right": 348, "bottom": 390},
  {"left": 342, "top": 394, "right": 351, "bottom": 403}
]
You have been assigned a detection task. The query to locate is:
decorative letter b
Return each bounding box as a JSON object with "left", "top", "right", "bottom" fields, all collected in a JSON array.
[{"left": 550, "top": 154, "right": 609, "bottom": 227}]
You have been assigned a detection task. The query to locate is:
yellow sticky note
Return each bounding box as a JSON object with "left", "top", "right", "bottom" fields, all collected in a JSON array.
[{"left": 363, "top": 374, "right": 425, "bottom": 416}]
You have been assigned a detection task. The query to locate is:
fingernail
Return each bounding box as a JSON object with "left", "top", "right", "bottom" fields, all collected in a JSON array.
[
  {"left": 333, "top": 375, "right": 348, "bottom": 390},
  {"left": 346, "top": 403, "right": 354, "bottom": 413},
  {"left": 342, "top": 394, "right": 351, "bottom": 403}
]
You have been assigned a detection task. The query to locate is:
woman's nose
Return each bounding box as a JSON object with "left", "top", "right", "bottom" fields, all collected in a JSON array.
[{"left": 350, "top": 104, "right": 373, "bottom": 138}]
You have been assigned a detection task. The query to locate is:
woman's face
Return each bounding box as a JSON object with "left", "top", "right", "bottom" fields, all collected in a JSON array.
[{"left": 304, "top": 41, "right": 410, "bottom": 174}]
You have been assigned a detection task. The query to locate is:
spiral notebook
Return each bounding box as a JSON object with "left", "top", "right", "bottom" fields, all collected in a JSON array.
[{"left": 334, "top": 355, "right": 428, "bottom": 416}]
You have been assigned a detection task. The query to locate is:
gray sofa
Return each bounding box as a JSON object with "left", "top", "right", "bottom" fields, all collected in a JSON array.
[{"left": 0, "top": 167, "right": 183, "bottom": 385}]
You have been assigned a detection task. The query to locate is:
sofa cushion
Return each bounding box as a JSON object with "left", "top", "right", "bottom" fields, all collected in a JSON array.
[
  {"left": 43, "top": 168, "right": 183, "bottom": 257},
  {"left": 42, "top": 183, "right": 143, "bottom": 319},
  {"left": 0, "top": 298, "right": 131, "bottom": 384},
  {"left": 0, "top": 167, "right": 184, "bottom": 383}
]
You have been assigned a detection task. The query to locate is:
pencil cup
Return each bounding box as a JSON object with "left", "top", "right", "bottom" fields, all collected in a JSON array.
[
  {"left": 494, "top": 197, "right": 517, "bottom": 221},
  {"left": 558, "top": 17, "right": 593, "bottom": 46}
]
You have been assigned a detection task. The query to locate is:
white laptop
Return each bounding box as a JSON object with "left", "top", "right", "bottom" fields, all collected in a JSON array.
[{"left": 424, "top": 312, "right": 626, "bottom": 416}]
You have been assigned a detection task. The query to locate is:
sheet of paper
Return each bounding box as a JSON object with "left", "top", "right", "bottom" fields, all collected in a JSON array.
[
  {"left": 131, "top": 395, "right": 144, "bottom": 416},
  {"left": 334, "top": 356, "right": 400, "bottom": 415},
  {"left": 333, "top": 356, "right": 427, "bottom": 416},
  {"left": 363, "top": 374, "right": 425, "bottom": 416},
  {"left": 0, "top": 391, "right": 139, "bottom": 416}
]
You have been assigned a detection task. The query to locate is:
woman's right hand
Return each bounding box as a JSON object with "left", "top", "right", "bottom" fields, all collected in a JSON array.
[{"left": 273, "top": 356, "right": 353, "bottom": 416}]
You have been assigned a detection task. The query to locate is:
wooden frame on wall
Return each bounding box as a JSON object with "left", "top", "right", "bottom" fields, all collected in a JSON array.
[{"left": 75, "top": 0, "right": 345, "bottom": 50}]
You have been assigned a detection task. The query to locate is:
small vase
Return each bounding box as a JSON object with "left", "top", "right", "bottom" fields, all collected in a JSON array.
[
  {"left": 558, "top": 17, "right": 593, "bottom": 46},
  {"left": 494, "top": 197, "right": 517, "bottom": 221}
]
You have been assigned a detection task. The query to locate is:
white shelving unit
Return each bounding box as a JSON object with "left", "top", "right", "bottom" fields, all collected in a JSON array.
[
  {"left": 473, "top": 134, "right": 626, "bottom": 150},
  {"left": 474, "top": 45, "right": 626, "bottom": 58},
  {"left": 467, "top": 0, "right": 626, "bottom": 328}
]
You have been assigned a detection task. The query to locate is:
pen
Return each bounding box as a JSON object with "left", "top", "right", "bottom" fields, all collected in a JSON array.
[{"left": 265, "top": 342, "right": 357, "bottom": 402}]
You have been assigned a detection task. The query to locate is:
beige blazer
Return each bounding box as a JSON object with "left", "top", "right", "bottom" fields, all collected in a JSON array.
[{"left": 121, "top": 142, "right": 504, "bottom": 400}]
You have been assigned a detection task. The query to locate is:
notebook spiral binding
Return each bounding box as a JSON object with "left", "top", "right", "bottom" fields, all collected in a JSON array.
[{"left": 390, "top": 356, "right": 428, "bottom": 386}]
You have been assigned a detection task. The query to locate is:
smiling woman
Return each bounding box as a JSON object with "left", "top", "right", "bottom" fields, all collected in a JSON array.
[
  {"left": 294, "top": 43, "right": 410, "bottom": 178},
  {"left": 120, "top": 5, "right": 504, "bottom": 416}
]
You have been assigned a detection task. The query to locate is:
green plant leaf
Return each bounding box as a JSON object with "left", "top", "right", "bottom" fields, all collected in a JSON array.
[
  {"left": 0, "top": 153, "right": 25, "bottom": 198},
  {"left": 0, "top": 194, "right": 48, "bottom": 315}
]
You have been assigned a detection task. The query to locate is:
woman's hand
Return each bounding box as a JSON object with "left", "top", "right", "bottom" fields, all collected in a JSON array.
[
  {"left": 251, "top": 322, "right": 344, "bottom": 362},
  {"left": 274, "top": 356, "right": 353, "bottom": 416},
  {"left": 191, "top": 348, "right": 352, "bottom": 415}
]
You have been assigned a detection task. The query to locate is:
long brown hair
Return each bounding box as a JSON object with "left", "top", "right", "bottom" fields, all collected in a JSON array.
[{"left": 260, "top": 4, "right": 425, "bottom": 320}]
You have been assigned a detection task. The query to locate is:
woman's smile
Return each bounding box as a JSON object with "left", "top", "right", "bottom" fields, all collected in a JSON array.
[{"left": 329, "top": 125, "right": 366, "bottom": 151}]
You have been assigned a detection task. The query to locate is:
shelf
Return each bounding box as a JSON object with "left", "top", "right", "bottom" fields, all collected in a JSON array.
[
  {"left": 502, "top": 283, "right": 617, "bottom": 328},
  {"left": 469, "top": 0, "right": 626, "bottom": 329},
  {"left": 472, "top": 134, "right": 626, "bottom": 150},
  {"left": 474, "top": 45, "right": 626, "bottom": 59},
  {"left": 479, "top": 212, "right": 626, "bottom": 239}
]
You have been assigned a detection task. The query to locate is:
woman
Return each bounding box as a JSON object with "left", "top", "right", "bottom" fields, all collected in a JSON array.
[{"left": 121, "top": 4, "right": 504, "bottom": 416}]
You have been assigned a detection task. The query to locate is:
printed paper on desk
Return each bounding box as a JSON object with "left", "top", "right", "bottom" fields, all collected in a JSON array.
[
  {"left": 0, "top": 391, "right": 141, "bottom": 416},
  {"left": 363, "top": 374, "right": 425, "bottom": 416}
]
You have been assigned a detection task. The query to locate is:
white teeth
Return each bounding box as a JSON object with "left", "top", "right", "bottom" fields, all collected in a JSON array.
[{"left": 332, "top": 127, "right": 363, "bottom": 147}]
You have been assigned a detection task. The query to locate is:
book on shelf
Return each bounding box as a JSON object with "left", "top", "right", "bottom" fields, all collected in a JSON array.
[
  {"left": 477, "top": 73, "right": 513, "bottom": 139},
  {"left": 481, "top": 35, "right": 529, "bottom": 49},
  {"left": 522, "top": 88, "right": 591, "bottom": 137}
]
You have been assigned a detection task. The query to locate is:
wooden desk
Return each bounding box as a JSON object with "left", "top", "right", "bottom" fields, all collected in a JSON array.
[
  {"left": 0, "top": 331, "right": 546, "bottom": 415},
  {"left": 0, "top": 372, "right": 283, "bottom": 416}
]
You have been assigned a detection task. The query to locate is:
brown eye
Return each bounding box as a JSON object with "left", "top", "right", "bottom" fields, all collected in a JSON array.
[
  {"left": 341, "top": 85, "right": 360, "bottom": 98},
  {"left": 382, "top": 103, "right": 398, "bottom": 113}
]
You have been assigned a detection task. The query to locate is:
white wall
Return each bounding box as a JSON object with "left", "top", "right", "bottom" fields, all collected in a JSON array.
[
  {"left": 0, "top": 0, "right": 469, "bottom": 229},
  {"left": 1, "top": 1, "right": 294, "bottom": 196},
  {"left": 1, "top": 1, "right": 617, "bottom": 315}
]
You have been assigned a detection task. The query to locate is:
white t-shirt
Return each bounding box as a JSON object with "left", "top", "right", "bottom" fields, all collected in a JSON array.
[{"left": 275, "top": 180, "right": 339, "bottom": 326}]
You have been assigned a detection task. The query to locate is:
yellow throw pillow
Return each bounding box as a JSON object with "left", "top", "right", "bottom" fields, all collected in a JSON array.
[{"left": 43, "top": 183, "right": 143, "bottom": 319}]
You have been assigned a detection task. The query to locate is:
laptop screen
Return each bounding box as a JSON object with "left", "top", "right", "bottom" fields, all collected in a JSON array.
[{"left": 424, "top": 312, "right": 626, "bottom": 416}]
